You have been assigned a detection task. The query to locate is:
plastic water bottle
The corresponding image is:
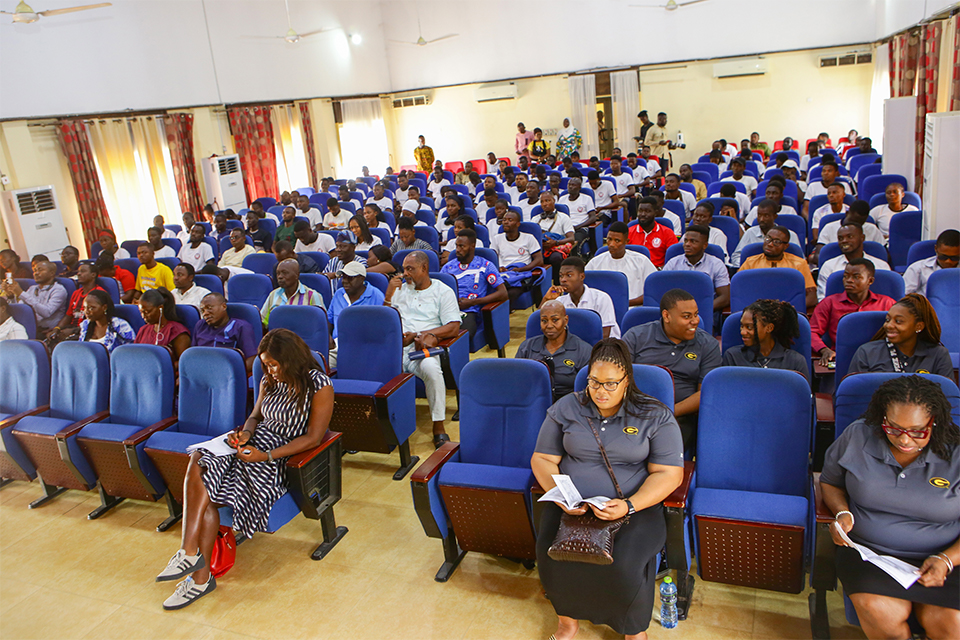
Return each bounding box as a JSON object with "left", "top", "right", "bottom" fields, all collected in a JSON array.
[{"left": 660, "top": 576, "right": 678, "bottom": 629}]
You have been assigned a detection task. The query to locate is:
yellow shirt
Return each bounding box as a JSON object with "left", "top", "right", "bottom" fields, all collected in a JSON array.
[
  {"left": 738, "top": 252, "right": 816, "bottom": 289},
  {"left": 414, "top": 145, "right": 435, "bottom": 172},
  {"left": 136, "top": 262, "right": 175, "bottom": 293},
  {"left": 690, "top": 178, "right": 707, "bottom": 201}
]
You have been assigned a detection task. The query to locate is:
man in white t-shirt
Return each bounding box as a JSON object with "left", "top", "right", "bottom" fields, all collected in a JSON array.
[
  {"left": 475, "top": 188, "right": 500, "bottom": 223},
  {"left": 647, "top": 191, "right": 682, "bottom": 238},
  {"left": 811, "top": 183, "right": 851, "bottom": 240},
  {"left": 586, "top": 222, "right": 656, "bottom": 306},
  {"left": 366, "top": 182, "right": 393, "bottom": 212},
  {"left": 533, "top": 192, "right": 576, "bottom": 283},
  {"left": 427, "top": 167, "right": 450, "bottom": 198},
  {"left": 293, "top": 220, "right": 336, "bottom": 254},
  {"left": 177, "top": 224, "right": 216, "bottom": 270},
  {"left": 543, "top": 257, "right": 620, "bottom": 339},
  {"left": 295, "top": 195, "right": 323, "bottom": 230},
  {"left": 505, "top": 172, "right": 527, "bottom": 206},
  {"left": 603, "top": 157, "right": 636, "bottom": 200},
  {"left": 490, "top": 210, "right": 543, "bottom": 305},
  {"left": 721, "top": 157, "right": 758, "bottom": 199},
  {"left": 816, "top": 224, "right": 891, "bottom": 300},
  {"left": 624, "top": 154, "right": 653, "bottom": 189},
  {"left": 587, "top": 170, "right": 622, "bottom": 222},
  {"left": 176, "top": 212, "right": 196, "bottom": 247},
  {"left": 662, "top": 173, "right": 697, "bottom": 218},
  {"left": 154, "top": 216, "right": 176, "bottom": 239},
  {"left": 803, "top": 161, "right": 851, "bottom": 219},
  {"left": 558, "top": 177, "right": 597, "bottom": 227},
  {"left": 394, "top": 173, "right": 413, "bottom": 206},
  {"left": 517, "top": 181, "right": 542, "bottom": 222},
  {"left": 640, "top": 146, "right": 662, "bottom": 178},
  {"left": 147, "top": 227, "right": 176, "bottom": 259},
  {"left": 869, "top": 182, "right": 919, "bottom": 239},
  {"left": 323, "top": 199, "right": 352, "bottom": 230}
]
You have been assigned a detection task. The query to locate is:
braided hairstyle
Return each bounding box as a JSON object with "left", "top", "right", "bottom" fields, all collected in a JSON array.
[
  {"left": 744, "top": 299, "right": 800, "bottom": 357},
  {"left": 862, "top": 375, "right": 959, "bottom": 462},
  {"left": 578, "top": 338, "right": 664, "bottom": 418},
  {"left": 870, "top": 293, "right": 941, "bottom": 344}
]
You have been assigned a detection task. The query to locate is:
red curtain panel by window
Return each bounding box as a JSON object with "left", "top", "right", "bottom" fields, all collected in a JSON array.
[
  {"left": 950, "top": 15, "right": 960, "bottom": 113},
  {"left": 227, "top": 105, "right": 279, "bottom": 203},
  {"left": 56, "top": 119, "right": 113, "bottom": 253},
  {"left": 298, "top": 102, "right": 320, "bottom": 190},
  {"left": 163, "top": 113, "right": 204, "bottom": 216}
]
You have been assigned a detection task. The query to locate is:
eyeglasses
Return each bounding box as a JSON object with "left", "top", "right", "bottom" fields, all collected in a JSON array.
[
  {"left": 762, "top": 236, "right": 787, "bottom": 246},
  {"left": 936, "top": 253, "right": 959, "bottom": 263},
  {"left": 586, "top": 376, "right": 626, "bottom": 392},
  {"left": 881, "top": 417, "right": 932, "bottom": 440}
]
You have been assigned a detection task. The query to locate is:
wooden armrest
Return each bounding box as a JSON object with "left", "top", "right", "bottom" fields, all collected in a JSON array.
[
  {"left": 813, "top": 361, "right": 833, "bottom": 376},
  {"left": 374, "top": 373, "right": 414, "bottom": 398},
  {"left": 286, "top": 430, "right": 342, "bottom": 469},
  {"left": 531, "top": 480, "right": 545, "bottom": 496},
  {"left": 664, "top": 461, "right": 695, "bottom": 509},
  {"left": 410, "top": 441, "right": 460, "bottom": 483},
  {"left": 56, "top": 410, "right": 110, "bottom": 441},
  {"left": 481, "top": 300, "right": 506, "bottom": 313},
  {"left": 0, "top": 405, "right": 49, "bottom": 431},
  {"left": 437, "top": 330, "right": 468, "bottom": 349},
  {"left": 813, "top": 472, "right": 834, "bottom": 523},
  {"left": 122, "top": 416, "right": 179, "bottom": 446},
  {"left": 815, "top": 393, "right": 834, "bottom": 423}
]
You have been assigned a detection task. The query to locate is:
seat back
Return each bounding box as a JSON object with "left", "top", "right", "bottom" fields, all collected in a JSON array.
[
  {"left": 721, "top": 312, "right": 811, "bottom": 364},
  {"left": 906, "top": 240, "right": 937, "bottom": 267},
  {"left": 835, "top": 311, "right": 888, "bottom": 381},
  {"left": 6, "top": 303, "right": 37, "bottom": 339},
  {"left": 194, "top": 274, "right": 224, "bottom": 297},
  {"left": 642, "top": 270, "right": 714, "bottom": 329},
  {"left": 730, "top": 268, "right": 807, "bottom": 313},
  {"left": 227, "top": 274, "right": 274, "bottom": 308},
  {"left": 835, "top": 373, "right": 960, "bottom": 438},
  {"left": 113, "top": 304, "right": 146, "bottom": 333},
  {"left": 818, "top": 242, "right": 888, "bottom": 268},
  {"left": 298, "top": 274, "right": 332, "bottom": 309},
  {"left": 109, "top": 345, "right": 174, "bottom": 426},
  {"left": 300, "top": 251, "right": 331, "bottom": 271},
  {"left": 394, "top": 249, "right": 440, "bottom": 272},
  {"left": 621, "top": 306, "right": 662, "bottom": 334},
  {"left": 96, "top": 277, "right": 121, "bottom": 304},
  {"left": 583, "top": 270, "right": 629, "bottom": 327},
  {"left": 458, "top": 359, "right": 552, "bottom": 469},
  {"left": 927, "top": 269, "right": 959, "bottom": 358},
  {"left": 593, "top": 245, "right": 651, "bottom": 260},
  {"left": 268, "top": 305, "right": 329, "bottom": 361},
  {"left": 573, "top": 364, "right": 675, "bottom": 407},
  {"left": 697, "top": 368, "right": 811, "bottom": 496},
  {"left": 49, "top": 341, "right": 110, "bottom": 421},
  {"left": 664, "top": 243, "right": 725, "bottom": 265},
  {"left": 336, "top": 306, "right": 402, "bottom": 385},
  {"left": 224, "top": 303, "right": 263, "bottom": 347},
  {"left": 824, "top": 270, "right": 904, "bottom": 301},
  {"left": 525, "top": 308, "right": 603, "bottom": 345},
  {"left": 0, "top": 340, "right": 50, "bottom": 414},
  {"left": 887, "top": 211, "right": 922, "bottom": 269},
  {"left": 710, "top": 216, "right": 741, "bottom": 257},
  {"left": 861, "top": 173, "right": 906, "bottom": 204},
  {"left": 175, "top": 305, "right": 201, "bottom": 332},
  {"left": 241, "top": 253, "right": 278, "bottom": 276},
  {"left": 177, "top": 348, "right": 246, "bottom": 437}
]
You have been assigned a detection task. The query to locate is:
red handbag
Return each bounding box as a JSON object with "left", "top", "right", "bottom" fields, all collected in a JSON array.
[{"left": 209, "top": 526, "right": 236, "bottom": 578}]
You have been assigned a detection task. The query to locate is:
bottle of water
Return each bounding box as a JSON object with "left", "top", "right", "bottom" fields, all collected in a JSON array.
[{"left": 660, "top": 576, "right": 678, "bottom": 629}]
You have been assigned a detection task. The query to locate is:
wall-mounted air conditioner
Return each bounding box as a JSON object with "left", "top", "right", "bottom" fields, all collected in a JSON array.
[
  {"left": 712, "top": 58, "right": 767, "bottom": 79},
  {"left": 474, "top": 82, "right": 518, "bottom": 103},
  {"left": 1, "top": 185, "right": 70, "bottom": 260},
  {"left": 201, "top": 154, "right": 246, "bottom": 211},
  {"left": 392, "top": 94, "right": 431, "bottom": 108}
]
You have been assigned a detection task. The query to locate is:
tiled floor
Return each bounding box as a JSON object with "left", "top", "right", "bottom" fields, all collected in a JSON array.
[{"left": 0, "top": 310, "right": 866, "bottom": 639}]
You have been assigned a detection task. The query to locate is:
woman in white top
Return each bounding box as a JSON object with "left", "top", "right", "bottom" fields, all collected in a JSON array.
[
  {"left": 348, "top": 214, "right": 383, "bottom": 253},
  {"left": 437, "top": 194, "right": 467, "bottom": 235}
]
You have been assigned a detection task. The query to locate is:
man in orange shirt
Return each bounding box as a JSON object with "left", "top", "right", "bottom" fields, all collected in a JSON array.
[
  {"left": 627, "top": 196, "right": 678, "bottom": 268},
  {"left": 738, "top": 225, "right": 818, "bottom": 309}
]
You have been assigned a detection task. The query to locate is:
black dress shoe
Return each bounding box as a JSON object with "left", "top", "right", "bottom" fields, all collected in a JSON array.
[
  {"left": 452, "top": 411, "right": 460, "bottom": 421},
  {"left": 433, "top": 433, "right": 451, "bottom": 449}
]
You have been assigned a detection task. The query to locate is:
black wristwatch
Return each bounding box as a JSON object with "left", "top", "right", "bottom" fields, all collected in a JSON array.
[{"left": 626, "top": 500, "right": 636, "bottom": 516}]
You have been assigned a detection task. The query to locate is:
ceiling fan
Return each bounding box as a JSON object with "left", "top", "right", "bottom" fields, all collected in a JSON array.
[
  {"left": 388, "top": 16, "right": 458, "bottom": 47},
  {"left": 243, "top": 0, "right": 335, "bottom": 44},
  {"left": 1, "top": 1, "right": 111, "bottom": 23},
  {"left": 629, "top": 0, "right": 710, "bottom": 10}
]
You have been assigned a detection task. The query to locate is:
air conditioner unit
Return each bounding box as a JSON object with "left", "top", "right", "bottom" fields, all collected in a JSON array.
[
  {"left": 712, "top": 58, "right": 767, "bottom": 79},
  {"left": 921, "top": 112, "right": 960, "bottom": 240},
  {"left": 201, "top": 154, "right": 246, "bottom": 211},
  {"left": 0, "top": 185, "right": 70, "bottom": 260},
  {"left": 392, "top": 94, "right": 431, "bottom": 108},
  {"left": 474, "top": 82, "right": 518, "bottom": 103}
]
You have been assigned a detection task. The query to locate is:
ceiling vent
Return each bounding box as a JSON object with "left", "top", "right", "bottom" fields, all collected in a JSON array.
[
  {"left": 820, "top": 52, "right": 872, "bottom": 67},
  {"left": 392, "top": 94, "right": 431, "bottom": 109}
]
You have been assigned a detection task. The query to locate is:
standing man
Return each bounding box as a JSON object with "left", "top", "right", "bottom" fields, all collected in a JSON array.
[
  {"left": 635, "top": 110, "right": 654, "bottom": 148},
  {"left": 644, "top": 112, "right": 678, "bottom": 171},
  {"left": 440, "top": 228, "right": 508, "bottom": 341},
  {"left": 385, "top": 251, "right": 462, "bottom": 448},
  {"left": 414, "top": 135, "right": 434, "bottom": 173},
  {"left": 515, "top": 123, "right": 535, "bottom": 161}
]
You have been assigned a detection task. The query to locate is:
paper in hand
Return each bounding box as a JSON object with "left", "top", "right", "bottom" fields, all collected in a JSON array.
[
  {"left": 538, "top": 474, "right": 611, "bottom": 510},
  {"left": 186, "top": 432, "right": 237, "bottom": 457},
  {"left": 834, "top": 521, "right": 921, "bottom": 589}
]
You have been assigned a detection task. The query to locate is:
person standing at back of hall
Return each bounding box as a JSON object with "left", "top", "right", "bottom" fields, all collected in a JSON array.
[
  {"left": 515, "top": 123, "right": 535, "bottom": 161},
  {"left": 414, "top": 135, "right": 434, "bottom": 172}
]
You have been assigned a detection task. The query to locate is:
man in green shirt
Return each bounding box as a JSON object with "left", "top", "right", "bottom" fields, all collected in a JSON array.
[
  {"left": 749, "top": 132, "right": 770, "bottom": 159},
  {"left": 275, "top": 206, "right": 297, "bottom": 244}
]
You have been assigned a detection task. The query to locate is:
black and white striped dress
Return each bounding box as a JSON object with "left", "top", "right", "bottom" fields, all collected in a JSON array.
[{"left": 198, "top": 369, "right": 331, "bottom": 537}]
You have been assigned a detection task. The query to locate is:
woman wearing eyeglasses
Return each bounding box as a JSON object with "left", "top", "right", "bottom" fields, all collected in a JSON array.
[
  {"left": 531, "top": 339, "right": 684, "bottom": 640},
  {"left": 820, "top": 375, "right": 960, "bottom": 640},
  {"left": 849, "top": 293, "right": 953, "bottom": 380}
]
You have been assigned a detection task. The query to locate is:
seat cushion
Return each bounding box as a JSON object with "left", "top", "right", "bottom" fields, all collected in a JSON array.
[
  {"left": 218, "top": 493, "right": 300, "bottom": 533},
  {"left": 78, "top": 422, "right": 143, "bottom": 442},
  {"left": 144, "top": 429, "right": 205, "bottom": 453},
  {"left": 331, "top": 379, "right": 383, "bottom": 396},
  {"left": 691, "top": 487, "right": 808, "bottom": 528},
  {"left": 439, "top": 462, "right": 534, "bottom": 493},
  {"left": 14, "top": 415, "right": 75, "bottom": 436}
]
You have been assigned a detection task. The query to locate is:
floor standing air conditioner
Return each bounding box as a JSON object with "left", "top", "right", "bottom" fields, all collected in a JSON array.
[
  {"left": 921, "top": 112, "right": 960, "bottom": 240},
  {"left": 201, "top": 154, "right": 247, "bottom": 211},
  {"left": 1, "top": 185, "right": 70, "bottom": 260}
]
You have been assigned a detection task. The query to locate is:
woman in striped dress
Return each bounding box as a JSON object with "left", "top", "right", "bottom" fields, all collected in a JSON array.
[{"left": 156, "top": 328, "right": 334, "bottom": 610}]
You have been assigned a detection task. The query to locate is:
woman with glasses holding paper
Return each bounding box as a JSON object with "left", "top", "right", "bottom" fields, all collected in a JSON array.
[
  {"left": 531, "top": 338, "right": 684, "bottom": 640},
  {"left": 820, "top": 375, "right": 960, "bottom": 639}
]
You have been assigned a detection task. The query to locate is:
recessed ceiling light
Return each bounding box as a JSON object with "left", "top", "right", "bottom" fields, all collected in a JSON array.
[{"left": 350, "top": 33, "right": 362, "bottom": 45}]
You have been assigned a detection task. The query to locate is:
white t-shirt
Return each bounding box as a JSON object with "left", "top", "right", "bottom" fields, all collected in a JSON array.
[
  {"left": 532, "top": 212, "right": 574, "bottom": 237},
  {"left": 486, "top": 218, "right": 504, "bottom": 239},
  {"left": 586, "top": 251, "right": 656, "bottom": 301},
  {"left": 628, "top": 164, "right": 651, "bottom": 185},
  {"left": 177, "top": 242, "right": 215, "bottom": 270},
  {"left": 557, "top": 285, "right": 620, "bottom": 339},
  {"left": 708, "top": 227, "right": 730, "bottom": 263},
  {"left": 870, "top": 203, "right": 919, "bottom": 238},
  {"left": 152, "top": 244, "right": 176, "bottom": 259},
  {"left": 805, "top": 180, "right": 849, "bottom": 202},
  {"left": 590, "top": 181, "right": 617, "bottom": 209},
  {"left": 658, "top": 209, "right": 683, "bottom": 237},
  {"left": 427, "top": 178, "right": 451, "bottom": 196},
  {"left": 394, "top": 186, "right": 412, "bottom": 204},
  {"left": 298, "top": 208, "right": 323, "bottom": 229},
  {"left": 644, "top": 158, "right": 662, "bottom": 175},
  {"left": 366, "top": 196, "right": 393, "bottom": 211},
  {"left": 818, "top": 221, "right": 885, "bottom": 246},
  {"left": 295, "top": 234, "right": 336, "bottom": 254},
  {"left": 558, "top": 194, "right": 596, "bottom": 226},
  {"left": 721, "top": 175, "right": 758, "bottom": 198},
  {"left": 745, "top": 202, "right": 799, "bottom": 224},
  {"left": 811, "top": 203, "right": 850, "bottom": 230},
  {"left": 606, "top": 172, "right": 634, "bottom": 197},
  {"left": 160, "top": 228, "right": 176, "bottom": 239},
  {"left": 323, "top": 211, "right": 352, "bottom": 230},
  {"left": 817, "top": 253, "right": 891, "bottom": 301},
  {"left": 357, "top": 236, "right": 383, "bottom": 252},
  {"left": 664, "top": 190, "right": 697, "bottom": 216},
  {"left": 173, "top": 285, "right": 212, "bottom": 309},
  {"left": 491, "top": 232, "right": 541, "bottom": 267},
  {"left": 517, "top": 198, "right": 539, "bottom": 222}
]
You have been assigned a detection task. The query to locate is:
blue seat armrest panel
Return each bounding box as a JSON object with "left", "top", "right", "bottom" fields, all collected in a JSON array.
[
  {"left": 143, "top": 428, "right": 218, "bottom": 455},
  {"left": 691, "top": 487, "right": 809, "bottom": 528},
  {"left": 410, "top": 442, "right": 460, "bottom": 539},
  {"left": 78, "top": 419, "right": 174, "bottom": 495},
  {"left": 438, "top": 462, "right": 535, "bottom": 493},
  {"left": 331, "top": 379, "right": 384, "bottom": 396},
  {"left": 0, "top": 406, "right": 50, "bottom": 479},
  {"left": 376, "top": 373, "right": 416, "bottom": 445},
  {"left": 482, "top": 300, "right": 510, "bottom": 352},
  {"left": 13, "top": 413, "right": 105, "bottom": 486},
  {"left": 440, "top": 330, "right": 470, "bottom": 389}
]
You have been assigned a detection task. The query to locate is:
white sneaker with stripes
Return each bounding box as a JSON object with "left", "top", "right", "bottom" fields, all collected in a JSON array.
[
  {"left": 162, "top": 575, "right": 216, "bottom": 610},
  {"left": 156, "top": 549, "right": 205, "bottom": 582}
]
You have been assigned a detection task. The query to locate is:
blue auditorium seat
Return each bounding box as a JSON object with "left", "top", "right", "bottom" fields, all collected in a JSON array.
[{"left": 0, "top": 340, "right": 51, "bottom": 483}]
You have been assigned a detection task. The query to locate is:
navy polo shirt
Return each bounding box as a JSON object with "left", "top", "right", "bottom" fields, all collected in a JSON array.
[
  {"left": 721, "top": 342, "right": 810, "bottom": 382},
  {"left": 515, "top": 332, "right": 593, "bottom": 398},
  {"left": 850, "top": 339, "right": 954, "bottom": 380},
  {"left": 622, "top": 320, "right": 722, "bottom": 403}
]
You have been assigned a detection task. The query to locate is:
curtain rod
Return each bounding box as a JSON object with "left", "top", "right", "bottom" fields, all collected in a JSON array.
[{"left": 27, "top": 114, "right": 173, "bottom": 128}]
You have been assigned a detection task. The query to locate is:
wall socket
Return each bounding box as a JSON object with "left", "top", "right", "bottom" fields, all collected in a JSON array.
[{"left": 0, "top": 174, "right": 9, "bottom": 185}]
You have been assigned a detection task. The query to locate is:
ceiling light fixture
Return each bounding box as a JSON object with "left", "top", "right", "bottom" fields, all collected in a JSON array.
[{"left": 350, "top": 33, "right": 362, "bottom": 45}]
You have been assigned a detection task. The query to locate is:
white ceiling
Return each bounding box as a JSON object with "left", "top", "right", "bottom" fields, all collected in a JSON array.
[{"left": 0, "top": 0, "right": 953, "bottom": 120}]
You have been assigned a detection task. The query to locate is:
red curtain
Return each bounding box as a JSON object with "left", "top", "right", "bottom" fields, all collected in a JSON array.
[
  {"left": 298, "top": 102, "right": 320, "bottom": 190},
  {"left": 890, "top": 29, "right": 921, "bottom": 98},
  {"left": 163, "top": 113, "right": 204, "bottom": 216},
  {"left": 56, "top": 119, "right": 113, "bottom": 253},
  {"left": 951, "top": 15, "right": 960, "bottom": 112},
  {"left": 914, "top": 23, "right": 942, "bottom": 196},
  {"left": 226, "top": 105, "right": 279, "bottom": 203}
]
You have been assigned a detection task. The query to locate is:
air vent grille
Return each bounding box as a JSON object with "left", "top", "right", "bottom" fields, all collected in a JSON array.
[
  {"left": 392, "top": 95, "right": 430, "bottom": 109},
  {"left": 16, "top": 189, "right": 56, "bottom": 215},
  {"left": 217, "top": 156, "right": 240, "bottom": 176}
]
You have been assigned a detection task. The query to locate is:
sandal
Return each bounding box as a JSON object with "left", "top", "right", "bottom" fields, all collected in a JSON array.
[{"left": 433, "top": 433, "right": 451, "bottom": 449}]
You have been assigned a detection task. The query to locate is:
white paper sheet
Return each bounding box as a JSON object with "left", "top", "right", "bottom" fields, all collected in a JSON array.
[
  {"left": 834, "top": 522, "right": 922, "bottom": 589},
  {"left": 185, "top": 432, "right": 237, "bottom": 457},
  {"left": 537, "top": 474, "right": 611, "bottom": 510}
]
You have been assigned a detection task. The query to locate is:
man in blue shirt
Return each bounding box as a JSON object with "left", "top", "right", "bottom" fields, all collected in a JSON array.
[
  {"left": 440, "top": 228, "right": 508, "bottom": 340},
  {"left": 193, "top": 292, "right": 258, "bottom": 372},
  {"left": 327, "top": 262, "right": 384, "bottom": 368}
]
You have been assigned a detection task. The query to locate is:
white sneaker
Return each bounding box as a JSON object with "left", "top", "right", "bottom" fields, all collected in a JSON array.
[
  {"left": 162, "top": 575, "right": 216, "bottom": 610},
  {"left": 156, "top": 549, "right": 205, "bottom": 582}
]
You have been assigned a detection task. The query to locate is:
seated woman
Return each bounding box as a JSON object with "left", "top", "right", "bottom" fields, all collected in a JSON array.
[
  {"left": 821, "top": 375, "right": 959, "bottom": 640},
  {"left": 156, "top": 329, "right": 334, "bottom": 609},
  {"left": 516, "top": 300, "right": 592, "bottom": 401},
  {"left": 850, "top": 293, "right": 953, "bottom": 379},
  {"left": 362, "top": 203, "right": 388, "bottom": 234},
  {"left": 348, "top": 213, "right": 382, "bottom": 252},
  {"left": 439, "top": 215, "right": 477, "bottom": 266},
  {"left": 721, "top": 299, "right": 809, "bottom": 381},
  {"left": 532, "top": 338, "right": 684, "bottom": 640},
  {"left": 135, "top": 287, "right": 191, "bottom": 365},
  {"left": 436, "top": 193, "right": 466, "bottom": 235},
  {"left": 77, "top": 289, "right": 135, "bottom": 352},
  {"left": 365, "top": 245, "right": 397, "bottom": 277}
]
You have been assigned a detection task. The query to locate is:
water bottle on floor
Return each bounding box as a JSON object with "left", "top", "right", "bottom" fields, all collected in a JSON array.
[{"left": 660, "top": 576, "right": 678, "bottom": 629}]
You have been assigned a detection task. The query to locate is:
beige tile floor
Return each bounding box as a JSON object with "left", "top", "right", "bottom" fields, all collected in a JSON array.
[{"left": 0, "top": 310, "right": 866, "bottom": 640}]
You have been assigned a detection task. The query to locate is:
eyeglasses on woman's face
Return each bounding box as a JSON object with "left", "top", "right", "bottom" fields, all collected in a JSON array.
[
  {"left": 586, "top": 376, "right": 626, "bottom": 392},
  {"left": 882, "top": 416, "right": 932, "bottom": 440}
]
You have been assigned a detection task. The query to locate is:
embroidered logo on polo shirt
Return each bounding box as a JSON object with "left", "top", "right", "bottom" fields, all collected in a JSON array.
[
  {"left": 930, "top": 477, "right": 950, "bottom": 488},
  {"left": 684, "top": 352, "right": 697, "bottom": 360},
  {"left": 652, "top": 237, "right": 662, "bottom": 247},
  {"left": 487, "top": 274, "right": 497, "bottom": 285},
  {"left": 624, "top": 426, "right": 639, "bottom": 435},
  {"left": 917, "top": 369, "right": 931, "bottom": 374},
  {"left": 563, "top": 359, "right": 575, "bottom": 367}
]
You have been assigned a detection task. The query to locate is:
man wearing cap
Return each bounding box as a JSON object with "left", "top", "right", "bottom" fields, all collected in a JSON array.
[
  {"left": 440, "top": 228, "right": 508, "bottom": 341},
  {"left": 260, "top": 258, "right": 325, "bottom": 327},
  {"left": 323, "top": 229, "right": 367, "bottom": 287},
  {"left": 327, "top": 261, "right": 385, "bottom": 368}
]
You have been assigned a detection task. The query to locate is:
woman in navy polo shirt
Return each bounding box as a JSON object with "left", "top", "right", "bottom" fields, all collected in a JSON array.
[{"left": 821, "top": 376, "right": 959, "bottom": 639}]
